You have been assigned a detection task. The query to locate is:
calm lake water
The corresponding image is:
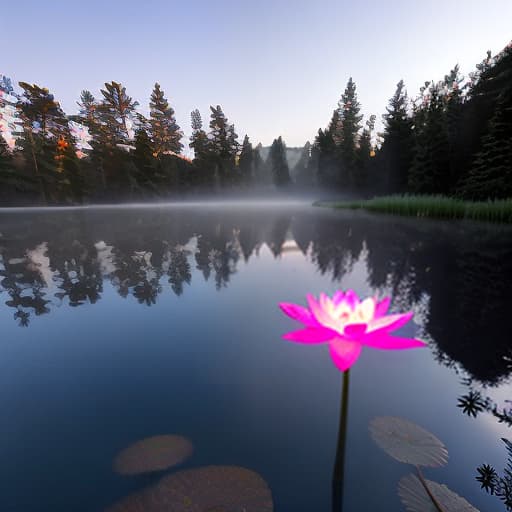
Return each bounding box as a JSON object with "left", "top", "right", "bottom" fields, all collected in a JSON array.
[{"left": 0, "top": 202, "right": 511, "bottom": 511}]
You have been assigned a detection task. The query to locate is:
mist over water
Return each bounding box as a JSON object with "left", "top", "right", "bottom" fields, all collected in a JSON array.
[{"left": 0, "top": 188, "right": 357, "bottom": 212}]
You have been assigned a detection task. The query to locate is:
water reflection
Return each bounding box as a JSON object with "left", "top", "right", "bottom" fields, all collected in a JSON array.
[
  {"left": 1, "top": 205, "right": 511, "bottom": 510},
  {"left": 476, "top": 438, "right": 512, "bottom": 511},
  {"left": 1, "top": 208, "right": 511, "bottom": 386}
]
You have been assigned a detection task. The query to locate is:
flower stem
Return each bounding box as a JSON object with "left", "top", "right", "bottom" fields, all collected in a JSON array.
[{"left": 332, "top": 369, "right": 350, "bottom": 511}]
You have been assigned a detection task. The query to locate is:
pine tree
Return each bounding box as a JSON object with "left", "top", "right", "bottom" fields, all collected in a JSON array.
[
  {"left": 459, "top": 96, "right": 512, "bottom": 199},
  {"left": 315, "top": 127, "right": 338, "bottom": 186},
  {"left": 189, "top": 109, "right": 213, "bottom": 186},
  {"left": 77, "top": 90, "right": 98, "bottom": 128},
  {"left": 458, "top": 44, "right": 512, "bottom": 199},
  {"left": 133, "top": 127, "right": 159, "bottom": 192},
  {"left": 269, "top": 136, "right": 291, "bottom": 186},
  {"left": 77, "top": 90, "right": 100, "bottom": 156},
  {"left": 471, "top": 45, "right": 512, "bottom": 101},
  {"left": 190, "top": 109, "right": 202, "bottom": 132},
  {"left": 208, "top": 105, "right": 238, "bottom": 186},
  {"left": 456, "top": 49, "right": 508, "bottom": 187},
  {"left": 252, "top": 142, "right": 266, "bottom": 184},
  {"left": 189, "top": 109, "right": 210, "bottom": 161},
  {"left": 408, "top": 83, "right": 450, "bottom": 194},
  {"left": 444, "top": 65, "right": 465, "bottom": 192},
  {"left": 76, "top": 90, "right": 100, "bottom": 163},
  {"left": 0, "top": 135, "right": 35, "bottom": 201},
  {"left": 55, "top": 135, "right": 86, "bottom": 204},
  {"left": 98, "top": 81, "right": 138, "bottom": 146},
  {"left": 209, "top": 105, "right": 238, "bottom": 160},
  {"left": 227, "top": 124, "right": 239, "bottom": 158},
  {"left": 95, "top": 81, "right": 139, "bottom": 193},
  {"left": 0, "top": 133, "right": 11, "bottom": 164},
  {"left": 314, "top": 109, "right": 342, "bottom": 186},
  {"left": 77, "top": 90, "right": 108, "bottom": 193},
  {"left": 18, "top": 82, "right": 70, "bottom": 139},
  {"left": 0, "top": 134, "right": 12, "bottom": 188},
  {"left": 238, "top": 135, "right": 253, "bottom": 184},
  {"left": 17, "top": 82, "right": 76, "bottom": 203},
  {"left": 380, "top": 80, "right": 413, "bottom": 193},
  {"left": 149, "top": 83, "right": 183, "bottom": 157},
  {"left": 314, "top": 79, "right": 363, "bottom": 188},
  {"left": 329, "top": 109, "right": 342, "bottom": 144},
  {"left": 355, "top": 115, "right": 376, "bottom": 190},
  {"left": 337, "top": 77, "right": 363, "bottom": 187},
  {"left": 294, "top": 141, "right": 314, "bottom": 187},
  {"left": 467, "top": 50, "right": 494, "bottom": 91}
]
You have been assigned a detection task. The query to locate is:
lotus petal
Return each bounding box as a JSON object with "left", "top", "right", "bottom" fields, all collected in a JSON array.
[
  {"left": 356, "top": 297, "right": 376, "bottom": 322},
  {"left": 282, "top": 327, "right": 336, "bottom": 344},
  {"left": 306, "top": 294, "right": 336, "bottom": 327},
  {"left": 279, "top": 302, "right": 316, "bottom": 326},
  {"left": 375, "top": 296, "right": 391, "bottom": 317},
  {"left": 332, "top": 290, "right": 346, "bottom": 305},
  {"left": 361, "top": 334, "right": 426, "bottom": 350},
  {"left": 343, "top": 289, "right": 359, "bottom": 310},
  {"left": 343, "top": 323, "right": 368, "bottom": 338},
  {"left": 329, "top": 338, "right": 362, "bottom": 371},
  {"left": 368, "top": 312, "right": 414, "bottom": 333}
]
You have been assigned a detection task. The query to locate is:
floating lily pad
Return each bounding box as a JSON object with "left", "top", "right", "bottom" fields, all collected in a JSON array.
[
  {"left": 113, "top": 435, "right": 193, "bottom": 475},
  {"left": 106, "top": 465, "right": 273, "bottom": 512},
  {"left": 369, "top": 416, "right": 448, "bottom": 467},
  {"left": 398, "top": 473, "right": 479, "bottom": 512}
]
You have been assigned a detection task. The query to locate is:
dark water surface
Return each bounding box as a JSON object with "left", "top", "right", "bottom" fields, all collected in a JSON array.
[{"left": 0, "top": 202, "right": 511, "bottom": 511}]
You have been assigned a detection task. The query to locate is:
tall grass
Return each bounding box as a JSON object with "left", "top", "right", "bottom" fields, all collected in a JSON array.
[{"left": 315, "top": 195, "right": 512, "bottom": 224}]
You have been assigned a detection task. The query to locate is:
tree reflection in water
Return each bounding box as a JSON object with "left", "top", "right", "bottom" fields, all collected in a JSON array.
[{"left": 0, "top": 206, "right": 511, "bottom": 405}]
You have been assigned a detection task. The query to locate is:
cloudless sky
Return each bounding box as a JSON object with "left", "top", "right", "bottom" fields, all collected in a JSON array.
[{"left": 2, "top": 0, "right": 512, "bottom": 150}]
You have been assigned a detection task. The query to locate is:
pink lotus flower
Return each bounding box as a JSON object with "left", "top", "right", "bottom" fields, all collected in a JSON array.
[{"left": 279, "top": 290, "right": 425, "bottom": 372}]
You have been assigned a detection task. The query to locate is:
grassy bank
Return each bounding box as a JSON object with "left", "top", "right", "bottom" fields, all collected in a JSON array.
[{"left": 315, "top": 195, "right": 512, "bottom": 224}]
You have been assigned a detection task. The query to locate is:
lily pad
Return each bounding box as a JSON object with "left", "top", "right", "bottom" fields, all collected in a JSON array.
[
  {"left": 113, "top": 435, "right": 193, "bottom": 475},
  {"left": 106, "top": 465, "right": 273, "bottom": 512},
  {"left": 398, "top": 473, "right": 479, "bottom": 512},
  {"left": 369, "top": 416, "right": 448, "bottom": 467}
]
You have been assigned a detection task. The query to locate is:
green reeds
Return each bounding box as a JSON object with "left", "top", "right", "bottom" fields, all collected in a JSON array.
[{"left": 315, "top": 195, "right": 512, "bottom": 224}]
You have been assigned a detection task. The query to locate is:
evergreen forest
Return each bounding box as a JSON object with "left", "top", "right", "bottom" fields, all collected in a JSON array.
[{"left": 0, "top": 41, "right": 511, "bottom": 205}]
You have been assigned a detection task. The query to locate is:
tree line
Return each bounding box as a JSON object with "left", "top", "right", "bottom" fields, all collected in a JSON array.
[
  {"left": 0, "top": 79, "right": 296, "bottom": 204},
  {"left": 0, "top": 39, "right": 510, "bottom": 204},
  {"left": 314, "top": 42, "right": 512, "bottom": 200}
]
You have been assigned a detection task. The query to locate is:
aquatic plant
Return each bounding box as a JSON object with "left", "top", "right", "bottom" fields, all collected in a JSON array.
[
  {"left": 279, "top": 289, "right": 425, "bottom": 371},
  {"left": 370, "top": 416, "right": 479, "bottom": 511},
  {"left": 457, "top": 385, "right": 512, "bottom": 427},
  {"left": 107, "top": 465, "right": 273, "bottom": 511},
  {"left": 476, "top": 438, "right": 512, "bottom": 511},
  {"left": 113, "top": 434, "right": 193, "bottom": 475},
  {"left": 316, "top": 195, "right": 512, "bottom": 224}
]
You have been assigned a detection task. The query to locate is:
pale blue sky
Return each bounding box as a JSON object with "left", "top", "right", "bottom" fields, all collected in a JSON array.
[{"left": 2, "top": 0, "right": 511, "bottom": 150}]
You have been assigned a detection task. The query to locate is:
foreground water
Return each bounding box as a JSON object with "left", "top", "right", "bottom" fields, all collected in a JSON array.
[{"left": 0, "top": 202, "right": 511, "bottom": 511}]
